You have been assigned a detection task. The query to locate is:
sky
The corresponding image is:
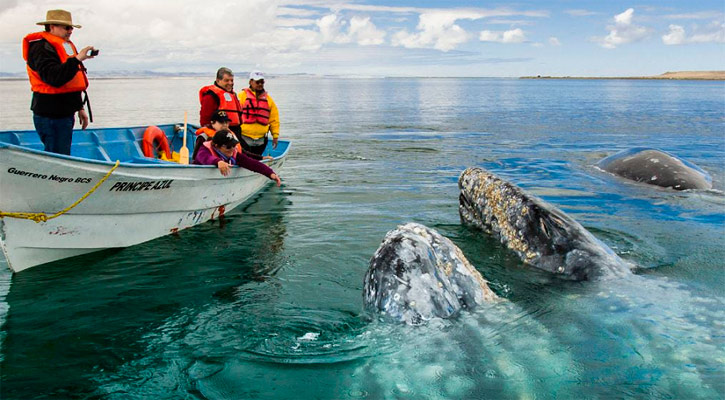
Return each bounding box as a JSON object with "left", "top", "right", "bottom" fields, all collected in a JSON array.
[{"left": 0, "top": 0, "right": 723, "bottom": 77}]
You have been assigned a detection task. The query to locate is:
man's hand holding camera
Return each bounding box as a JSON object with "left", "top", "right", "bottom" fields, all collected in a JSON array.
[{"left": 76, "top": 46, "right": 98, "bottom": 62}]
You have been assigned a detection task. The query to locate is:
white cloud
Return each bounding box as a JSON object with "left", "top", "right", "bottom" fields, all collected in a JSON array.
[
  {"left": 1, "top": 0, "right": 289, "bottom": 65},
  {"left": 502, "top": 28, "right": 526, "bottom": 43},
  {"left": 565, "top": 9, "right": 598, "bottom": 17},
  {"left": 479, "top": 28, "right": 526, "bottom": 43},
  {"left": 487, "top": 19, "right": 532, "bottom": 26},
  {"left": 316, "top": 14, "right": 385, "bottom": 45},
  {"left": 549, "top": 36, "right": 561, "bottom": 46},
  {"left": 0, "top": 1, "right": 552, "bottom": 73},
  {"left": 663, "top": 21, "right": 725, "bottom": 45},
  {"left": 664, "top": 11, "right": 724, "bottom": 20},
  {"left": 389, "top": 7, "right": 547, "bottom": 51},
  {"left": 317, "top": 14, "right": 348, "bottom": 43},
  {"left": 276, "top": 17, "right": 317, "bottom": 27},
  {"left": 391, "top": 10, "right": 476, "bottom": 51},
  {"left": 662, "top": 24, "right": 686, "bottom": 45},
  {"left": 614, "top": 8, "right": 634, "bottom": 25},
  {"left": 318, "top": 3, "right": 548, "bottom": 19},
  {"left": 277, "top": 6, "right": 318, "bottom": 17},
  {"left": 594, "top": 8, "right": 652, "bottom": 49},
  {"left": 348, "top": 16, "right": 385, "bottom": 45}
]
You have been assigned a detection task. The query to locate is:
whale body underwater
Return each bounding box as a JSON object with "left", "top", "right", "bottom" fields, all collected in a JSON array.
[
  {"left": 458, "top": 167, "right": 632, "bottom": 281},
  {"left": 363, "top": 223, "right": 498, "bottom": 325},
  {"left": 597, "top": 148, "right": 712, "bottom": 190}
]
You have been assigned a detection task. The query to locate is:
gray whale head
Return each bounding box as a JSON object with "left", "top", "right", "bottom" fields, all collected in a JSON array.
[
  {"left": 363, "top": 223, "right": 497, "bottom": 325},
  {"left": 459, "top": 167, "right": 632, "bottom": 281},
  {"left": 597, "top": 148, "right": 712, "bottom": 190}
]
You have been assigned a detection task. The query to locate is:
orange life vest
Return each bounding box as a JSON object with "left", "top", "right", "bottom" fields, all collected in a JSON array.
[
  {"left": 202, "top": 140, "right": 239, "bottom": 164},
  {"left": 196, "top": 127, "right": 242, "bottom": 152},
  {"left": 195, "top": 126, "right": 215, "bottom": 138},
  {"left": 199, "top": 85, "right": 242, "bottom": 126},
  {"left": 22, "top": 32, "right": 89, "bottom": 94},
  {"left": 241, "top": 88, "right": 270, "bottom": 125}
]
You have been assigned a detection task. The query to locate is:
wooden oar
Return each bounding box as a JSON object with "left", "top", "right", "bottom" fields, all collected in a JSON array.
[{"left": 179, "top": 111, "right": 189, "bottom": 164}]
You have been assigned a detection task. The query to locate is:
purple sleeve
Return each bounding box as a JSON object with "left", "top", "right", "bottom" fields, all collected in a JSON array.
[
  {"left": 241, "top": 148, "right": 263, "bottom": 160},
  {"left": 193, "top": 144, "right": 221, "bottom": 166},
  {"left": 235, "top": 153, "right": 275, "bottom": 178}
]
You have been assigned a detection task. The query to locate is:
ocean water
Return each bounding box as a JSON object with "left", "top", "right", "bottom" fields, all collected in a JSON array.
[{"left": 0, "top": 77, "right": 724, "bottom": 399}]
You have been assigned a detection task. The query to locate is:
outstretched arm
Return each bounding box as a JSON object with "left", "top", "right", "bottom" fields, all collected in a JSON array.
[{"left": 235, "top": 153, "right": 280, "bottom": 185}]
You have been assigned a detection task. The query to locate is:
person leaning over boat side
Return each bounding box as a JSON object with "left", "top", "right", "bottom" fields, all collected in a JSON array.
[
  {"left": 237, "top": 71, "right": 280, "bottom": 156},
  {"left": 194, "top": 129, "right": 281, "bottom": 185},
  {"left": 199, "top": 67, "right": 243, "bottom": 137},
  {"left": 193, "top": 110, "right": 273, "bottom": 162},
  {"left": 23, "top": 9, "right": 96, "bottom": 155},
  {"left": 193, "top": 110, "right": 232, "bottom": 161}
]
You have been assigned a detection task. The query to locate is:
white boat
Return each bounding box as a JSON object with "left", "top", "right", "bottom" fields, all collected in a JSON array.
[{"left": 0, "top": 123, "right": 289, "bottom": 272}]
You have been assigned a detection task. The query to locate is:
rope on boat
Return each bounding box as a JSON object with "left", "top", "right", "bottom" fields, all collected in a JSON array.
[{"left": 0, "top": 160, "right": 120, "bottom": 223}]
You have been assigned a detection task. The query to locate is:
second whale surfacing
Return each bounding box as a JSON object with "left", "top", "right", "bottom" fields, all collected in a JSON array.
[
  {"left": 597, "top": 148, "right": 712, "bottom": 190},
  {"left": 459, "top": 167, "right": 632, "bottom": 281},
  {"left": 363, "top": 223, "right": 497, "bottom": 325}
]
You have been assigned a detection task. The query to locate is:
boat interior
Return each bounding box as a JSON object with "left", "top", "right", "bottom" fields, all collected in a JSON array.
[{"left": 0, "top": 124, "right": 288, "bottom": 165}]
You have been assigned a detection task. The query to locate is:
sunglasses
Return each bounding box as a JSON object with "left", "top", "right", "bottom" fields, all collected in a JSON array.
[
  {"left": 253, "top": 80, "right": 265, "bottom": 84},
  {"left": 54, "top": 25, "right": 74, "bottom": 31}
]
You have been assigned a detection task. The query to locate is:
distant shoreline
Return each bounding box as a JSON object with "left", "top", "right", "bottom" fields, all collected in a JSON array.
[
  {"left": 1, "top": 71, "right": 724, "bottom": 81},
  {"left": 521, "top": 71, "right": 725, "bottom": 81}
]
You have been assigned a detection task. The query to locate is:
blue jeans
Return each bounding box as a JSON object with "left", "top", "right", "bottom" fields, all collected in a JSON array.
[{"left": 33, "top": 114, "right": 75, "bottom": 155}]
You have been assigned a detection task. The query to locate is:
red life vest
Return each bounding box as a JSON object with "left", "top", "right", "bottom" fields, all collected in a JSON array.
[
  {"left": 199, "top": 85, "right": 242, "bottom": 126},
  {"left": 241, "top": 88, "right": 271, "bottom": 125},
  {"left": 22, "top": 32, "right": 89, "bottom": 94},
  {"left": 202, "top": 140, "right": 239, "bottom": 164}
]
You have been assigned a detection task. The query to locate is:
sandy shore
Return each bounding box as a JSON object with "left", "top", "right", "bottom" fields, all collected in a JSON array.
[{"left": 521, "top": 71, "right": 725, "bottom": 80}]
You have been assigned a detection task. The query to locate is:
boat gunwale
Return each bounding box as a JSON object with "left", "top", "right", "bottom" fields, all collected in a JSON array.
[{"left": 0, "top": 138, "right": 290, "bottom": 169}]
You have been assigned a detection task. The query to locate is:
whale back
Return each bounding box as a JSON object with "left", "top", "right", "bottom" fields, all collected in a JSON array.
[
  {"left": 363, "top": 223, "right": 497, "bottom": 325},
  {"left": 597, "top": 148, "right": 712, "bottom": 190},
  {"left": 458, "top": 167, "right": 631, "bottom": 280}
]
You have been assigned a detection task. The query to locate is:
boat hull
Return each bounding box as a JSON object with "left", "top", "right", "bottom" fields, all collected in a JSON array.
[{"left": 0, "top": 143, "right": 287, "bottom": 272}]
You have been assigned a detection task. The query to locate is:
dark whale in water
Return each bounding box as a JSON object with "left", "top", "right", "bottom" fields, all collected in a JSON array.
[
  {"left": 597, "top": 148, "right": 712, "bottom": 190},
  {"left": 459, "top": 167, "right": 632, "bottom": 281},
  {"left": 363, "top": 223, "right": 497, "bottom": 325}
]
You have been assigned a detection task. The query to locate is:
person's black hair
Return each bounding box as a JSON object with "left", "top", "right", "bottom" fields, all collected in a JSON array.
[{"left": 212, "top": 129, "right": 238, "bottom": 147}]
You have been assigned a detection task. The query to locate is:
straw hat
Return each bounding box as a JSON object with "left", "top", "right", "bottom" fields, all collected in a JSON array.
[{"left": 36, "top": 9, "right": 81, "bottom": 28}]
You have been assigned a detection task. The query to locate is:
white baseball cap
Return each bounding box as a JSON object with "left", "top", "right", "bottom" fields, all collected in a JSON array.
[{"left": 249, "top": 71, "right": 265, "bottom": 81}]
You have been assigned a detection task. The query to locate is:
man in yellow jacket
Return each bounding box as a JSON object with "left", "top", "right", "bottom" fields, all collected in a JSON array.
[{"left": 237, "top": 71, "right": 280, "bottom": 156}]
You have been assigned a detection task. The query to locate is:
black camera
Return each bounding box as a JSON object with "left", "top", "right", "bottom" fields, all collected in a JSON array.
[{"left": 89, "top": 49, "right": 99, "bottom": 56}]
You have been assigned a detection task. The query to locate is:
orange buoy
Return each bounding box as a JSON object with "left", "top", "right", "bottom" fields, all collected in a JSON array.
[{"left": 141, "top": 126, "right": 172, "bottom": 159}]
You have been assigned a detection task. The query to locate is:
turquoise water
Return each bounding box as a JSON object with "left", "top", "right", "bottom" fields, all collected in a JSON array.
[{"left": 1, "top": 77, "right": 724, "bottom": 399}]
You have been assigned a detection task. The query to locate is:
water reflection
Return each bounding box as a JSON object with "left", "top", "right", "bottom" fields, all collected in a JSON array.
[{"left": 0, "top": 187, "right": 290, "bottom": 398}]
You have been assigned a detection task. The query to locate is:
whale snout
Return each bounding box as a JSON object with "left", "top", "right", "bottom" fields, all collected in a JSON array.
[{"left": 363, "top": 223, "right": 497, "bottom": 325}]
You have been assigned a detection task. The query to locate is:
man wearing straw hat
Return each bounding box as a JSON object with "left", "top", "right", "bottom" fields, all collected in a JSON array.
[{"left": 22, "top": 9, "right": 96, "bottom": 155}]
